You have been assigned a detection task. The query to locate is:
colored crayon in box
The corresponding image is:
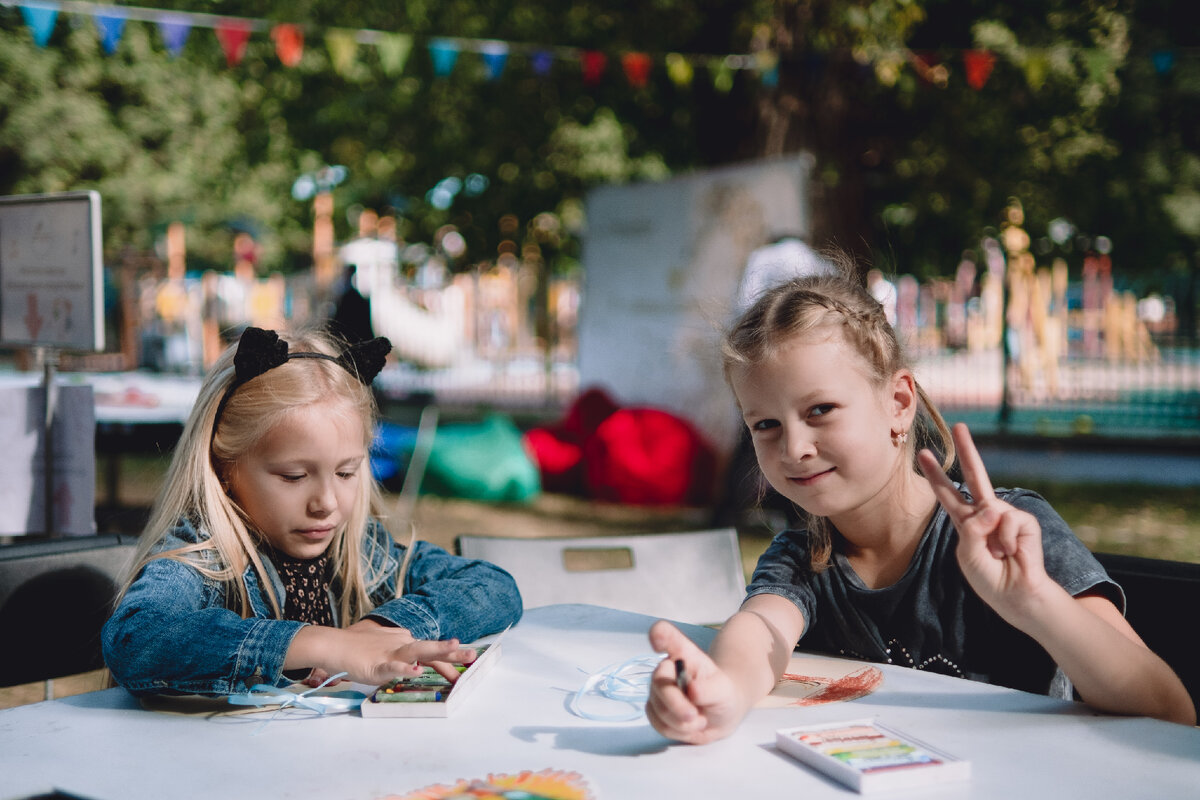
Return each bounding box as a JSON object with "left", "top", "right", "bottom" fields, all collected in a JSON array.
[{"left": 378, "top": 689, "right": 445, "bottom": 702}]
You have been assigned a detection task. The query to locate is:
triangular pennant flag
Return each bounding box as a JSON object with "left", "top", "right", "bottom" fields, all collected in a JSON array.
[
  {"left": 376, "top": 33, "right": 413, "bottom": 76},
  {"left": 326, "top": 29, "right": 359, "bottom": 75},
  {"left": 963, "top": 49, "right": 996, "bottom": 90},
  {"left": 1152, "top": 49, "right": 1175, "bottom": 75},
  {"left": 665, "top": 53, "right": 693, "bottom": 87},
  {"left": 480, "top": 41, "right": 509, "bottom": 81},
  {"left": 621, "top": 52, "right": 652, "bottom": 88},
  {"left": 94, "top": 11, "right": 127, "bottom": 55},
  {"left": 157, "top": 14, "right": 191, "bottom": 58},
  {"left": 1023, "top": 50, "right": 1049, "bottom": 90},
  {"left": 21, "top": 3, "right": 59, "bottom": 48},
  {"left": 581, "top": 50, "right": 607, "bottom": 86},
  {"left": 530, "top": 49, "right": 554, "bottom": 77},
  {"left": 215, "top": 19, "right": 253, "bottom": 67},
  {"left": 429, "top": 38, "right": 460, "bottom": 77},
  {"left": 708, "top": 59, "right": 734, "bottom": 93},
  {"left": 271, "top": 24, "right": 304, "bottom": 68}
]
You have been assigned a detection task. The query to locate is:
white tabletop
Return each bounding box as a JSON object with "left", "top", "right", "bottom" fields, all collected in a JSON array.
[{"left": 2, "top": 603, "right": 1198, "bottom": 799}]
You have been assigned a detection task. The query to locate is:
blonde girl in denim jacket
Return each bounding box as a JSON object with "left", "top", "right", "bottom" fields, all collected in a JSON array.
[{"left": 103, "top": 327, "right": 521, "bottom": 696}]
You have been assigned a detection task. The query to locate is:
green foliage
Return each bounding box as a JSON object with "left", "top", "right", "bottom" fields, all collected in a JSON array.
[{"left": 0, "top": 0, "right": 1196, "bottom": 292}]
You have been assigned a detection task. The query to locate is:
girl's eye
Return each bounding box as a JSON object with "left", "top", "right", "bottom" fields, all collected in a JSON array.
[
  {"left": 280, "top": 474, "right": 305, "bottom": 483},
  {"left": 809, "top": 404, "right": 835, "bottom": 418},
  {"left": 337, "top": 470, "right": 358, "bottom": 480},
  {"left": 750, "top": 419, "right": 779, "bottom": 432}
]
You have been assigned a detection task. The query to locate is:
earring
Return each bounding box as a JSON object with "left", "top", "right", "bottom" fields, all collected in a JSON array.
[{"left": 892, "top": 429, "right": 909, "bottom": 446}]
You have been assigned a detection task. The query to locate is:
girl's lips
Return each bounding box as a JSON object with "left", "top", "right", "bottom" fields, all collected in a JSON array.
[
  {"left": 790, "top": 467, "right": 833, "bottom": 487},
  {"left": 297, "top": 527, "right": 334, "bottom": 540}
]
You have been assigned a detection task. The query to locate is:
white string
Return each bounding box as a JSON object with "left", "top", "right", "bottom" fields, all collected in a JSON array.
[{"left": 568, "top": 654, "right": 664, "bottom": 722}]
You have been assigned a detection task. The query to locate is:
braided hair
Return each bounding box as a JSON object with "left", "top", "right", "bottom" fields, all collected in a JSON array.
[{"left": 722, "top": 258, "right": 955, "bottom": 571}]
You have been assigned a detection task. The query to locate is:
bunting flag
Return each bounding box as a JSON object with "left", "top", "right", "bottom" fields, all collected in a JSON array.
[
  {"left": 94, "top": 10, "right": 126, "bottom": 55},
  {"left": 271, "top": 23, "right": 304, "bottom": 68},
  {"left": 581, "top": 50, "right": 606, "bottom": 86},
  {"left": 6, "top": 0, "right": 1190, "bottom": 98},
  {"left": 665, "top": 53, "right": 693, "bottom": 87},
  {"left": 530, "top": 49, "right": 554, "bottom": 78},
  {"left": 429, "top": 38, "right": 460, "bottom": 77},
  {"left": 157, "top": 14, "right": 191, "bottom": 58},
  {"left": 963, "top": 49, "right": 996, "bottom": 90},
  {"left": 376, "top": 32, "right": 413, "bottom": 76},
  {"left": 621, "top": 52, "right": 652, "bottom": 88},
  {"left": 215, "top": 18, "right": 252, "bottom": 67},
  {"left": 326, "top": 29, "right": 359, "bottom": 75},
  {"left": 480, "top": 40, "right": 509, "bottom": 81},
  {"left": 1022, "top": 51, "right": 1049, "bottom": 90},
  {"left": 20, "top": 2, "right": 58, "bottom": 47}
]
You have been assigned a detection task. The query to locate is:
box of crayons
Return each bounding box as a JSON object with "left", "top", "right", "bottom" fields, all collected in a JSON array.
[{"left": 361, "top": 635, "right": 504, "bottom": 718}]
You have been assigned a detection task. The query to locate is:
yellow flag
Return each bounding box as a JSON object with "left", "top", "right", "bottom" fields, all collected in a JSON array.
[{"left": 326, "top": 29, "right": 359, "bottom": 76}]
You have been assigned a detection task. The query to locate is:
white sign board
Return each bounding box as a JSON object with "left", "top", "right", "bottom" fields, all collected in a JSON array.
[
  {"left": 578, "top": 155, "right": 814, "bottom": 457},
  {"left": 0, "top": 191, "right": 105, "bottom": 351},
  {"left": 0, "top": 384, "right": 96, "bottom": 537}
]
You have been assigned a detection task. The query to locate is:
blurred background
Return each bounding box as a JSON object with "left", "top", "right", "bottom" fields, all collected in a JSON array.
[{"left": 0, "top": 1, "right": 1196, "bottom": 571}]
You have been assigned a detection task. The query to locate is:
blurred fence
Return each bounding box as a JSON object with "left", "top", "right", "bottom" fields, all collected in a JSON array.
[{"left": 19, "top": 252, "right": 1199, "bottom": 442}]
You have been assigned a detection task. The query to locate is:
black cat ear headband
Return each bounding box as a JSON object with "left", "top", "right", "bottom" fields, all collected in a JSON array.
[{"left": 212, "top": 327, "right": 392, "bottom": 432}]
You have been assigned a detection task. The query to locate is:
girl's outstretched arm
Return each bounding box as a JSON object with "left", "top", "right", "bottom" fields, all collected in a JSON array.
[
  {"left": 285, "top": 622, "right": 477, "bottom": 687},
  {"left": 918, "top": 423, "right": 1195, "bottom": 726},
  {"left": 645, "top": 593, "right": 804, "bottom": 744}
]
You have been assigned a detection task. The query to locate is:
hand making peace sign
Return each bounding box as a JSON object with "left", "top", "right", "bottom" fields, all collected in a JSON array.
[{"left": 917, "top": 423, "right": 1055, "bottom": 627}]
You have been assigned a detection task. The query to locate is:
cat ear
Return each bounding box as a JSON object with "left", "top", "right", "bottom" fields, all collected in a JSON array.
[{"left": 337, "top": 337, "right": 392, "bottom": 385}]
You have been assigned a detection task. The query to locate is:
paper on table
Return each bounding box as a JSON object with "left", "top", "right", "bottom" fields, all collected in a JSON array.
[
  {"left": 381, "top": 768, "right": 595, "bottom": 800},
  {"left": 757, "top": 653, "right": 883, "bottom": 708}
]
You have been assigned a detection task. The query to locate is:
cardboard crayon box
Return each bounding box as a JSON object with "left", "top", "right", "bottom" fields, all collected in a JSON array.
[{"left": 360, "top": 635, "right": 504, "bottom": 718}]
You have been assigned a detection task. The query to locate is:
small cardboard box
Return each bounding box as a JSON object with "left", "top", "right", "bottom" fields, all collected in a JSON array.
[{"left": 360, "top": 632, "right": 505, "bottom": 718}]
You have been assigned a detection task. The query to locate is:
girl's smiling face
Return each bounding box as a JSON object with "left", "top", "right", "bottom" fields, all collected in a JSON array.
[
  {"left": 224, "top": 399, "right": 366, "bottom": 560},
  {"left": 731, "top": 329, "right": 912, "bottom": 523}
]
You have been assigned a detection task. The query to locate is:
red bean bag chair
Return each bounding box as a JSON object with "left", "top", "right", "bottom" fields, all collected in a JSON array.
[
  {"left": 582, "top": 406, "right": 717, "bottom": 506},
  {"left": 523, "top": 387, "right": 619, "bottom": 494}
]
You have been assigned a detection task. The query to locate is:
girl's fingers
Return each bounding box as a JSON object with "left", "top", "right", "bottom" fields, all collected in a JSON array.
[{"left": 951, "top": 423, "right": 996, "bottom": 504}]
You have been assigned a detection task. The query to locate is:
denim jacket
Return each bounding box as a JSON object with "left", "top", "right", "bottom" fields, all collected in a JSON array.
[{"left": 102, "top": 517, "right": 522, "bottom": 696}]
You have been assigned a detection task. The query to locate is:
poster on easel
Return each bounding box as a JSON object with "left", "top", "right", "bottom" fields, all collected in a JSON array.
[{"left": 0, "top": 190, "right": 104, "bottom": 352}]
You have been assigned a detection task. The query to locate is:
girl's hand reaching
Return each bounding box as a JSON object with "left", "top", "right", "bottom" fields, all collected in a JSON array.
[
  {"left": 917, "top": 423, "right": 1054, "bottom": 626},
  {"left": 644, "top": 620, "right": 751, "bottom": 744},
  {"left": 287, "top": 618, "right": 477, "bottom": 687}
]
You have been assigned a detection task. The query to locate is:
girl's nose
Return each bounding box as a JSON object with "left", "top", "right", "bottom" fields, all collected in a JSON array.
[
  {"left": 781, "top": 425, "right": 816, "bottom": 464},
  {"left": 308, "top": 478, "right": 336, "bottom": 516}
]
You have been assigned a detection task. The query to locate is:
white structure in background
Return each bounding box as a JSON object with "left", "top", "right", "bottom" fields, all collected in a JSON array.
[
  {"left": 338, "top": 227, "right": 466, "bottom": 369},
  {"left": 579, "top": 155, "right": 816, "bottom": 458}
]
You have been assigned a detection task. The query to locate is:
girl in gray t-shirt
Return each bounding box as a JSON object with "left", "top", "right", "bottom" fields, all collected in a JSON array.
[{"left": 645, "top": 268, "right": 1194, "bottom": 744}]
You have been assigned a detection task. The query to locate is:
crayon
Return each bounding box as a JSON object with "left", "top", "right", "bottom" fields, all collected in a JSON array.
[
  {"left": 675, "top": 658, "right": 690, "bottom": 694},
  {"left": 378, "top": 690, "right": 445, "bottom": 702}
]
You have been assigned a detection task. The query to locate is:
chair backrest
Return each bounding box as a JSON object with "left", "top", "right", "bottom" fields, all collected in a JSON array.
[
  {"left": 455, "top": 528, "right": 746, "bottom": 626},
  {"left": 1093, "top": 551, "right": 1200, "bottom": 710},
  {"left": 0, "top": 535, "right": 138, "bottom": 687}
]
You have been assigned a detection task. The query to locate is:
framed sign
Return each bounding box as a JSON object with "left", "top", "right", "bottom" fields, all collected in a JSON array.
[{"left": 0, "top": 191, "right": 105, "bottom": 351}]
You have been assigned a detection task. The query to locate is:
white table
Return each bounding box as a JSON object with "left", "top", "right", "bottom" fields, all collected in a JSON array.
[{"left": 2, "top": 603, "right": 1198, "bottom": 799}]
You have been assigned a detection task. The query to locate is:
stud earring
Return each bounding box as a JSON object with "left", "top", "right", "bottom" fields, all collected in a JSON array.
[{"left": 892, "top": 429, "right": 909, "bottom": 446}]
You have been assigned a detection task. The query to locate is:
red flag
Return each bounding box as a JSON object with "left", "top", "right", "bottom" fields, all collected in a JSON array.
[
  {"left": 964, "top": 49, "right": 996, "bottom": 90},
  {"left": 215, "top": 19, "right": 253, "bottom": 67},
  {"left": 271, "top": 24, "right": 304, "bottom": 67},
  {"left": 621, "top": 52, "right": 652, "bottom": 88},
  {"left": 581, "top": 50, "right": 607, "bottom": 86}
]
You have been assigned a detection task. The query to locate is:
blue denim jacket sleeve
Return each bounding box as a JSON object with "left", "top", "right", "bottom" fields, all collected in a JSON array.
[
  {"left": 361, "top": 521, "right": 523, "bottom": 641},
  {"left": 101, "top": 521, "right": 305, "bottom": 696}
]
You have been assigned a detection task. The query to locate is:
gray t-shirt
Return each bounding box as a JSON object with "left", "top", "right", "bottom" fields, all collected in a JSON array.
[{"left": 746, "top": 485, "right": 1123, "bottom": 696}]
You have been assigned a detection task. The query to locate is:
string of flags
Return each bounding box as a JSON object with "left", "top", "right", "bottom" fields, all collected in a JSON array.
[{"left": 2, "top": 0, "right": 1193, "bottom": 93}]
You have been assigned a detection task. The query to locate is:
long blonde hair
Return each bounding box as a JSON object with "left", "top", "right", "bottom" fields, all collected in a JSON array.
[
  {"left": 723, "top": 259, "right": 955, "bottom": 570},
  {"left": 117, "top": 326, "right": 390, "bottom": 625}
]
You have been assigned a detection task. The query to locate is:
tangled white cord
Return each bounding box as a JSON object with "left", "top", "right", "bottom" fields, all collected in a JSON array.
[{"left": 568, "top": 654, "right": 664, "bottom": 722}]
